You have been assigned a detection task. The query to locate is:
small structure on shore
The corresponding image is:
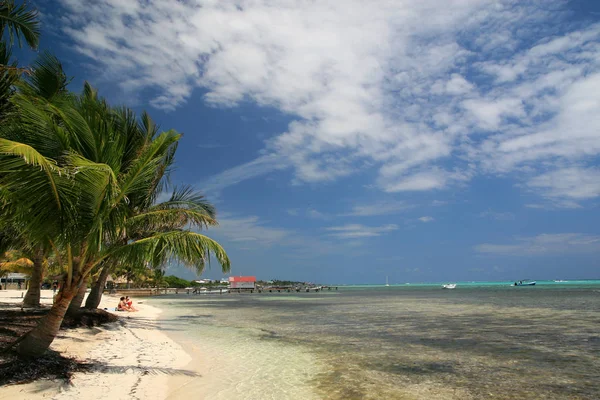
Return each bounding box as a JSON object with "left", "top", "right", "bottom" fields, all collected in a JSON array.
[
  {"left": 0, "top": 273, "right": 28, "bottom": 290},
  {"left": 229, "top": 276, "right": 256, "bottom": 290}
]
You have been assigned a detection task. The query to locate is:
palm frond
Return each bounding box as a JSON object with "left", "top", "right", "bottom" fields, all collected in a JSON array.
[
  {"left": 157, "top": 185, "right": 216, "bottom": 217},
  {"left": 22, "top": 52, "right": 70, "bottom": 100},
  {"left": 0, "top": 257, "right": 33, "bottom": 273},
  {"left": 126, "top": 208, "right": 217, "bottom": 235},
  {"left": 0, "top": 0, "right": 40, "bottom": 49},
  {"left": 102, "top": 231, "right": 231, "bottom": 275},
  {"left": 116, "top": 129, "right": 181, "bottom": 205},
  {"left": 0, "top": 42, "right": 17, "bottom": 119},
  {"left": 0, "top": 137, "right": 61, "bottom": 207}
]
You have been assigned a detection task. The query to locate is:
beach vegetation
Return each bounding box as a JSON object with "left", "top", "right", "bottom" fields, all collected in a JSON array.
[
  {"left": 0, "top": 1, "right": 230, "bottom": 358},
  {"left": 164, "top": 275, "right": 194, "bottom": 288}
]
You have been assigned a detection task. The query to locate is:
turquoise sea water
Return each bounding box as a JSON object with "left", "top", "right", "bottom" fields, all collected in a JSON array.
[
  {"left": 154, "top": 281, "right": 600, "bottom": 399},
  {"left": 341, "top": 279, "right": 600, "bottom": 288}
]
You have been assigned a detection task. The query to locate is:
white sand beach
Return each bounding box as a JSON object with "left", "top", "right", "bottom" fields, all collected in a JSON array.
[{"left": 0, "top": 290, "right": 192, "bottom": 400}]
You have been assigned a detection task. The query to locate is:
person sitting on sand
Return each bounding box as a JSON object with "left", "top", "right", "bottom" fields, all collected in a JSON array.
[
  {"left": 117, "top": 297, "right": 132, "bottom": 312},
  {"left": 125, "top": 296, "right": 138, "bottom": 311}
]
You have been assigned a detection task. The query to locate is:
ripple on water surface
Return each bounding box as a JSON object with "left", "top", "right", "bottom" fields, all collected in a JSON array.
[
  {"left": 157, "top": 299, "right": 323, "bottom": 400},
  {"left": 153, "top": 287, "right": 600, "bottom": 400}
]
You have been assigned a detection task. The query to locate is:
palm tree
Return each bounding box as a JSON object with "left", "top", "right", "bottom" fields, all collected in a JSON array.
[
  {"left": 0, "top": 0, "right": 40, "bottom": 49},
  {"left": 84, "top": 186, "right": 221, "bottom": 309},
  {"left": 0, "top": 0, "right": 40, "bottom": 119},
  {"left": 0, "top": 80, "right": 229, "bottom": 357},
  {"left": 0, "top": 52, "right": 70, "bottom": 307}
]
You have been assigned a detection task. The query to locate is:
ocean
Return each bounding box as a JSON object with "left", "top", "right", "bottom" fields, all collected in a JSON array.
[{"left": 153, "top": 281, "right": 600, "bottom": 399}]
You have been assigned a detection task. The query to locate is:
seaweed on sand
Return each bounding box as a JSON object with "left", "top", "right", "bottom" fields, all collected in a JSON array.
[
  {"left": 0, "top": 306, "right": 118, "bottom": 385},
  {"left": 0, "top": 349, "right": 93, "bottom": 385}
]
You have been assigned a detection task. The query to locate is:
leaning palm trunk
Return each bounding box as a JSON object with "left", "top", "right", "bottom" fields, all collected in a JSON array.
[
  {"left": 16, "top": 283, "right": 78, "bottom": 357},
  {"left": 22, "top": 249, "right": 44, "bottom": 308},
  {"left": 65, "top": 274, "right": 89, "bottom": 316},
  {"left": 85, "top": 264, "right": 111, "bottom": 309}
]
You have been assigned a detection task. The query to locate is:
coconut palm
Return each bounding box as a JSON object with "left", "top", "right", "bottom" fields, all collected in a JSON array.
[
  {"left": 0, "top": 0, "right": 40, "bottom": 49},
  {"left": 0, "top": 79, "right": 229, "bottom": 357},
  {"left": 84, "top": 186, "right": 219, "bottom": 309},
  {"left": 0, "top": 0, "right": 40, "bottom": 119},
  {"left": 0, "top": 52, "right": 70, "bottom": 308}
]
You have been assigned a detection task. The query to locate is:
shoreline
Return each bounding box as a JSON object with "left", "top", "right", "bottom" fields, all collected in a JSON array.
[
  {"left": 153, "top": 296, "right": 324, "bottom": 400},
  {"left": 0, "top": 290, "right": 192, "bottom": 400}
]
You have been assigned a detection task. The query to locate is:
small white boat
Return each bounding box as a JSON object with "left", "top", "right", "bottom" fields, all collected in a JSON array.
[
  {"left": 513, "top": 280, "right": 536, "bottom": 286},
  {"left": 385, "top": 276, "right": 390, "bottom": 287},
  {"left": 442, "top": 283, "right": 456, "bottom": 289}
]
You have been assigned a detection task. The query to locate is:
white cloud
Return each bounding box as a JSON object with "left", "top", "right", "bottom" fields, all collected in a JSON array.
[
  {"left": 341, "top": 201, "right": 412, "bottom": 217},
  {"left": 527, "top": 167, "right": 600, "bottom": 201},
  {"left": 418, "top": 216, "right": 434, "bottom": 223},
  {"left": 475, "top": 233, "right": 600, "bottom": 255},
  {"left": 381, "top": 170, "right": 447, "bottom": 192},
  {"left": 201, "top": 154, "right": 286, "bottom": 196},
  {"left": 57, "top": 1, "right": 600, "bottom": 204},
  {"left": 325, "top": 224, "right": 398, "bottom": 239},
  {"left": 214, "top": 214, "right": 346, "bottom": 256},
  {"left": 215, "top": 215, "right": 290, "bottom": 246},
  {"left": 287, "top": 208, "right": 330, "bottom": 219}
]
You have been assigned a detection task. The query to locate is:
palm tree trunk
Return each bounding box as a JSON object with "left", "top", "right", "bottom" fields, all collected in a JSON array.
[
  {"left": 66, "top": 275, "right": 89, "bottom": 316},
  {"left": 22, "top": 249, "right": 44, "bottom": 308},
  {"left": 85, "top": 264, "right": 111, "bottom": 309},
  {"left": 16, "top": 285, "right": 77, "bottom": 358}
]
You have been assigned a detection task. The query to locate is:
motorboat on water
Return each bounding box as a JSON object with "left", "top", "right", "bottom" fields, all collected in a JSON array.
[
  {"left": 442, "top": 283, "right": 456, "bottom": 289},
  {"left": 513, "top": 280, "right": 536, "bottom": 286}
]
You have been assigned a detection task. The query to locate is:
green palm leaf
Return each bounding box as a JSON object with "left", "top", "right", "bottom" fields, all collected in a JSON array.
[
  {"left": 104, "top": 231, "right": 231, "bottom": 276},
  {"left": 0, "top": 0, "right": 40, "bottom": 49}
]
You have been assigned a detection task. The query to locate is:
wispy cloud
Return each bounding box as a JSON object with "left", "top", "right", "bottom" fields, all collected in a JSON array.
[
  {"left": 57, "top": 1, "right": 600, "bottom": 205},
  {"left": 475, "top": 233, "right": 600, "bottom": 255},
  {"left": 307, "top": 209, "right": 329, "bottom": 220},
  {"left": 325, "top": 224, "right": 398, "bottom": 239},
  {"left": 479, "top": 210, "right": 515, "bottom": 220},
  {"left": 287, "top": 208, "right": 330, "bottom": 220},
  {"left": 200, "top": 154, "right": 286, "bottom": 196},
  {"left": 341, "top": 200, "right": 413, "bottom": 217},
  {"left": 214, "top": 215, "right": 290, "bottom": 246},
  {"left": 526, "top": 167, "right": 600, "bottom": 204},
  {"left": 418, "top": 216, "right": 435, "bottom": 223},
  {"left": 213, "top": 214, "right": 344, "bottom": 256}
]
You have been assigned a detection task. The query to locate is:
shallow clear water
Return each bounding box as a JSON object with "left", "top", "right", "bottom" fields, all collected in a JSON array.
[{"left": 153, "top": 283, "right": 600, "bottom": 399}]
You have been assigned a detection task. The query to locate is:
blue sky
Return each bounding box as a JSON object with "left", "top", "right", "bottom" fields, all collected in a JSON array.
[{"left": 23, "top": 0, "right": 600, "bottom": 283}]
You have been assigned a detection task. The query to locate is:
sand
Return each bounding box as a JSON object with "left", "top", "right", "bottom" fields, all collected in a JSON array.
[{"left": 0, "top": 290, "right": 192, "bottom": 400}]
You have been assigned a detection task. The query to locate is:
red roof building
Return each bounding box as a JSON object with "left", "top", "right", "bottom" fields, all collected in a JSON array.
[{"left": 228, "top": 276, "right": 256, "bottom": 289}]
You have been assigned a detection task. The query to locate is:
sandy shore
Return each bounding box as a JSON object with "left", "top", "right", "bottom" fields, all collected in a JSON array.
[{"left": 0, "top": 290, "right": 192, "bottom": 400}]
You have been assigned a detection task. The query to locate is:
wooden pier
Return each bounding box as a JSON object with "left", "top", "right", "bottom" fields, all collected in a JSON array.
[{"left": 109, "top": 286, "right": 338, "bottom": 297}]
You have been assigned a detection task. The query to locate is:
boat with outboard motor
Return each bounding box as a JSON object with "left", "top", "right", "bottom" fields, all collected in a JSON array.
[{"left": 513, "top": 280, "right": 536, "bottom": 286}]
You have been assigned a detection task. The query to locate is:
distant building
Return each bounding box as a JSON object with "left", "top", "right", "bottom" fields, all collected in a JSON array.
[
  {"left": 0, "top": 273, "right": 28, "bottom": 290},
  {"left": 229, "top": 276, "right": 256, "bottom": 289},
  {"left": 194, "top": 279, "right": 213, "bottom": 284}
]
